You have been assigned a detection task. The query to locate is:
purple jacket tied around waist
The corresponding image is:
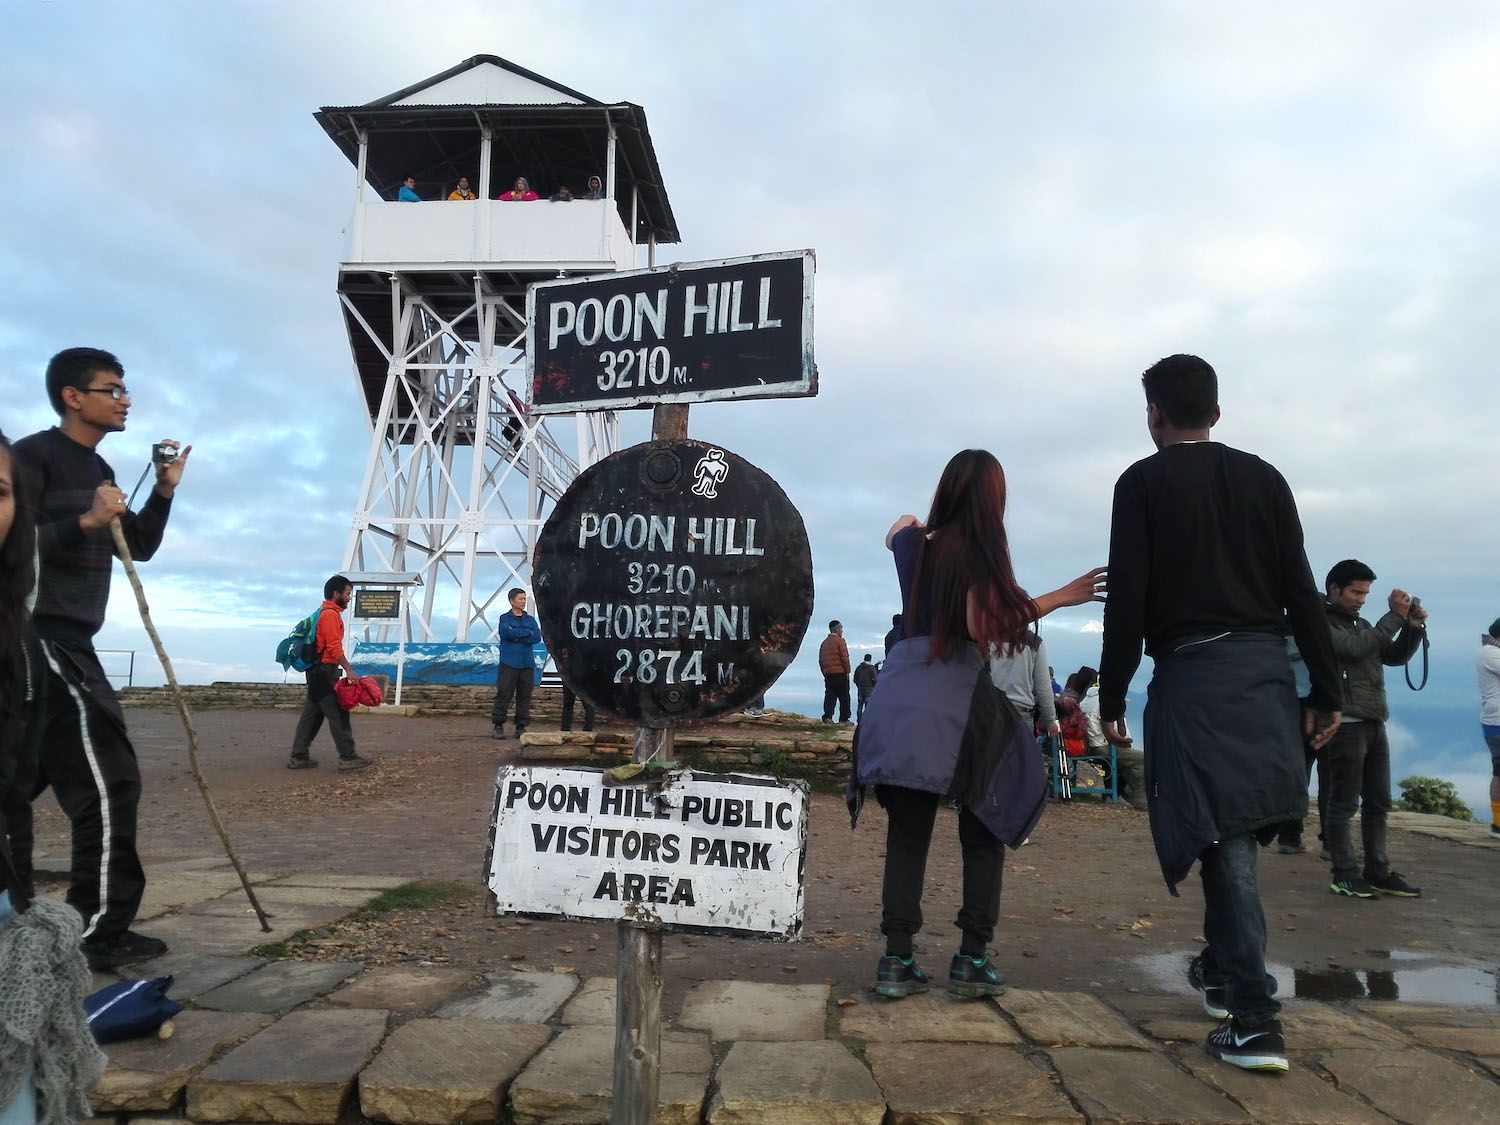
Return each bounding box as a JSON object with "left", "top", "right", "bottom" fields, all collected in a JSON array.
[{"left": 848, "top": 636, "right": 1046, "bottom": 847}]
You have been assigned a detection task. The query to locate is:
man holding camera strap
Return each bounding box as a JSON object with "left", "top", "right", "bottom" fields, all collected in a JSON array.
[
  {"left": 1321, "top": 559, "right": 1427, "bottom": 900},
  {"left": 10, "top": 347, "right": 190, "bottom": 971}
]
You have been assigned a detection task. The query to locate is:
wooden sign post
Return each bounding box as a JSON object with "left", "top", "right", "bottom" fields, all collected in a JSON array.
[{"left": 487, "top": 253, "right": 816, "bottom": 1123}]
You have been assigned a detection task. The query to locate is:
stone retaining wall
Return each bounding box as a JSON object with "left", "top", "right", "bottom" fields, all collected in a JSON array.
[{"left": 117, "top": 684, "right": 854, "bottom": 784}]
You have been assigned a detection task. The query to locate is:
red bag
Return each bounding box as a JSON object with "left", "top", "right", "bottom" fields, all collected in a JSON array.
[{"left": 334, "top": 675, "right": 384, "bottom": 710}]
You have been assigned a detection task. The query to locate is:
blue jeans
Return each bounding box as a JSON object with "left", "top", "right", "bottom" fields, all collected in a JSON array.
[{"left": 1197, "top": 833, "right": 1279, "bottom": 1026}]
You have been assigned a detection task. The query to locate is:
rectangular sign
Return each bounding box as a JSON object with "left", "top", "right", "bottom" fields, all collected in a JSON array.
[
  {"left": 352, "top": 588, "right": 401, "bottom": 620},
  {"left": 527, "top": 249, "right": 815, "bottom": 414},
  {"left": 485, "top": 765, "right": 808, "bottom": 938}
]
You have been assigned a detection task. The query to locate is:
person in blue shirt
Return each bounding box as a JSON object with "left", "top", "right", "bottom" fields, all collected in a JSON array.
[
  {"left": 491, "top": 588, "right": 541, "bottom": 739},
  {"left": 397, "top": 176, "right": 421, "bottom": 202}
]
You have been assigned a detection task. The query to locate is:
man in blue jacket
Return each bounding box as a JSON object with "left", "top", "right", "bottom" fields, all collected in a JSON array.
[{"left": 491, "top": 588, "right": 541, "bottom": 740}]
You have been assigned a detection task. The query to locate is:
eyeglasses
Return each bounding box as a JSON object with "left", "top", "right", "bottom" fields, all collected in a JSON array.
[{"left": 80, "top": 386, "right": 130, "bottom": 401}]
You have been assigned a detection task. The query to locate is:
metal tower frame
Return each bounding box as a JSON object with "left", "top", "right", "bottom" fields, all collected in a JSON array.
[{"left": 340, "top": 273, "right": 620, "bottom": 644}]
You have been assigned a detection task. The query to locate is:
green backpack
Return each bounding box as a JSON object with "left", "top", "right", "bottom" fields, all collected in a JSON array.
[{"left": 275, "top": 607, "right": 324, "bottom": 672}]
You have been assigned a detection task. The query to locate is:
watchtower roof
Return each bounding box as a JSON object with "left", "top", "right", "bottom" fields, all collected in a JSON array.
[{"left": 315, "top": 54, "right": 680, "bottom": 243}]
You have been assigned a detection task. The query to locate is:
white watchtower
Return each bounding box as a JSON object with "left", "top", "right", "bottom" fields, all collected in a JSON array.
[{"left": 314, "top": 56, "right": 680, "bottom": 656}]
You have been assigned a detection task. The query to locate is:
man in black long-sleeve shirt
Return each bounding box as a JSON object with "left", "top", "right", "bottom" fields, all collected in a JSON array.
[
  {"left": 8, "top": 347, "right": 191, "bottom": 970},
  {"left": 1099, "top": 354, "right": 1340, "bottom": 1075}
]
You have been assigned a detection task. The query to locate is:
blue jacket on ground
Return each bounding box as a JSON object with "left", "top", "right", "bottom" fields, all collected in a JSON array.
[{"left": 497, "top": 613, "right": 541, "bottom": 669}]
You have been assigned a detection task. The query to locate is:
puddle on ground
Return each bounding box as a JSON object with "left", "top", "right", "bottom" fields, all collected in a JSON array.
[{"left": 1134, "top": 950, "right": 1499, "bottom": 1007}]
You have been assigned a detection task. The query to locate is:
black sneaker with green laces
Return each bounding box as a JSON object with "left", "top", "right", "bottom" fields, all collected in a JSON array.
[
  {"left": 1187, "top": 953, "right": 1229, "bottom": 1019},
  {"left": 1330, "top": 877, "right": 1377, "bottom": 898},
  {"left": 1206, "top": 1016, "right": 1288, "bottom": 1072},
  {"left": 874, "top": 954, "right": 930, "bottom": 999},
  {"left": 948, "top": 953, "right": 1006, "bottom": 999},
  {"left": 1366, "top": 870, "right": 1421, "bottom": 897}
]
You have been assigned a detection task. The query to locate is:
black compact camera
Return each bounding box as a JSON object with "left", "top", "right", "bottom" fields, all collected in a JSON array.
[{"left": 151, "top": 443, "right": 179, "bottom": 465}]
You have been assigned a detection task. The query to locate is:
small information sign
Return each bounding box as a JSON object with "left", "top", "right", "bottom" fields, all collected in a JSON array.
[
  {"left": 531, "top": 439, "right": 813, "bottom": 726},
  {"left": 352, "top": 588, "right": 400, "bottom": 620},
  {"left": 527, "top": 249, "right": 815, "bottom": 414},
  {"left": 485, "top": 765, "right": 808, "bottom": 938}
]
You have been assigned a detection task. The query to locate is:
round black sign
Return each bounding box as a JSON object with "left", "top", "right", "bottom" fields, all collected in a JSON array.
[{"left": 533, "top": 439, "right": 813, "bottom": 726}]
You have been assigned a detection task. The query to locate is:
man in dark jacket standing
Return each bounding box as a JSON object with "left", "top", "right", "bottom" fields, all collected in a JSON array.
[
  {"left": 1099, "top": 355, "right": 1341, "bottom": 1074},
  {"left": 818, "top": 620, "right": 852, "bottom": 723},
  {"left": 1321, "top": 560, "right": 1426, "bottom": 900},
  {"left": 12, "top": 348, "right": 190, "bottom": 970},
  {"left": 491, "top": 588, "right": 541, "bottom": 739}
]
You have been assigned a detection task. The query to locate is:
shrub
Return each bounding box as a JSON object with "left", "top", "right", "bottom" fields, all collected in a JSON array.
[{"left": 1396, "top": 775, "right": 1475, "bottom": 821}]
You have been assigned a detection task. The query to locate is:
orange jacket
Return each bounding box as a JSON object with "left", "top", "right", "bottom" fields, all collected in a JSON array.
[
  {"left": 818, "top": 632, "right": 851, "bottom": 675},
  {"left": 314, "top": 599, "right": 347, "bottom": 665}
]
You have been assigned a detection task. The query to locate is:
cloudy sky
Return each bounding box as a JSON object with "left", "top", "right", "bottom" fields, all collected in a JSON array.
[{"left": 4, "top": 2, "right": 1498, "bottom": 811}]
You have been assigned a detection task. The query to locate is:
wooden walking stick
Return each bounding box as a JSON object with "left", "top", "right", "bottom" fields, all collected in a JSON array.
[{"left": 109, "top": 517, "right": 271, "bottom": 931}]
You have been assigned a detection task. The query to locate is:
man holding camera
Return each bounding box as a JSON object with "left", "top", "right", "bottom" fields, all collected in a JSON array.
[
  {"left": 1322, "top": 559, "right": 1427, "bottom": 900},
  {"left": 10, "top": 347, "right": 189, "bottom": 970}
]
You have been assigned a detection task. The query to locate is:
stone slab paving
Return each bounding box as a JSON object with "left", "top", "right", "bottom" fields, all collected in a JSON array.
[
  {"left": 358, "top": 1018, "right": 552, "bottom": 1124},
  {"left": 1104, "top": 994, "right": 1210, "bottom": 1043},
  {"left": 839, "top": 992, "right": 1021, "bottom": 1043},
  {"left": 186, "top": 1008, "right": 388, "bottom": 1123},
  {"left": 195, "top": 961, "right": 360, "bottom": 1013},
  {"left": 120, "top": 953, "right": 267, "bottom": 1002},
  {"left": 1318, "top": 1048, "right": 1500, "bottom": 1125},
  {"left": 269, "top": 872, "right": 410, "bottom": 890},
  {"left": 91, "top": 1011, "right": 273, "bottom": 1113},
  {"left": 186, "top": 887, "right": 377, "bottom": 915},
  {"left": 865, "top": 1042, "right": 1082, "bottom": 1123},
  {"left": 327, "top": 965, "right": 477, "bottom": 1012},
  {"left": 1277, "top": 1003, "right": 1412, "bottom": 1049},
  {"left": 559, "top": 975, "right": 617, "bottom": 1026},
  {"left": 1396, "top": 1023, "right": 1500, "bottom": 1054},
  {"left": 1357, "top": 1000, "right": 1500, "bottom": 1028},
  {"left": 998, "top": 989, "right": 1154, "bottom": 1048},
  {"left": 434, "top": 968, "right": 579, "bottom": 1023},
  {"left": 509, "top": 1025, "right": 710, "bottom": 1125},
  {"left": 677, "top": 980, "right": 830, "bottom": 1042},
  {"left": 139, "top": 911, "right": 310, "bottom": 957},
  {"left": 708, "top": 1040, "right": 884, "bottom": 1125},
  {"left": 1047, "top": 1047, "right": 1250, "bottom": 1123},
  {"left": 1176, "top": 1049, "right": 1394, "bottom": 1124}
]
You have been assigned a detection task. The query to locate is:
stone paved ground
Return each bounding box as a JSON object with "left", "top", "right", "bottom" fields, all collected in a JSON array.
[{"left": 23, "top": 705, "right": 1498, "bottom": 1121}]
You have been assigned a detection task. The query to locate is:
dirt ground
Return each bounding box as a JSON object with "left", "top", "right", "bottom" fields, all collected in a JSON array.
[{"left": 28, "top": 707, "right": 1500, "bottom": 1014}]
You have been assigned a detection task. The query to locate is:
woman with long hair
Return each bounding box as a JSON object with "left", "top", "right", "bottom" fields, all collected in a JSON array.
[
  {"left": 0, "top": 429, "right": 106, "bottom": 1125},
  {"left": 851, "top": 449, "right": 1104, "bottom": 999},
  {"left": 0, "top": 428, "right": 38, "bottom": 883}
]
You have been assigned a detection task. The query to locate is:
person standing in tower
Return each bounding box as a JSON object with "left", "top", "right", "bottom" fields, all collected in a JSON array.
[
  {"left": 12, "top": 348, "right": 192, "bottom": 971},
  {"left": 1099, "top": 354, "right": 1340, "bottom": 1074}
]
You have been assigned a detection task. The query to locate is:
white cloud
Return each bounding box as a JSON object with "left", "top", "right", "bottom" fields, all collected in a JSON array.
[{"left": 3, "top": 1, "right": 1498, "bottom": 807}]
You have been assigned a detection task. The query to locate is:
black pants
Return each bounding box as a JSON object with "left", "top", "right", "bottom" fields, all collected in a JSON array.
[
  {"left": 289, "top": 664, "right": 357, "bottom": 762},
  {"left": 1197, "top": 832, "right": 1279, "bottom": 1026},
  {"left": 822, "top": 673, "right": 851, "bottom": 723},
  {"left": 1276, "top": 744, "right": 1325, "bottom": 847},
  {"left": 1323, "top": 720, "right": 1392, "bottom": 882},
  {"left": 5, "top": 642, "right": 146, "bottom": 943},
  {"left": 560, "top": 684, "right": 595, "bottom": 731},
  {"left": 492, "top": 664, "right": 535, "bottom": 731},
  {"left": 877, "top": 784, "right": 1004, "bottom": 959}
]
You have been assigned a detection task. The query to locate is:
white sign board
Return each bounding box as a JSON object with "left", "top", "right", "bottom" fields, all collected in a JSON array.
[{"left": 485, "top": 766, "right": 808, "bottom": 939}]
